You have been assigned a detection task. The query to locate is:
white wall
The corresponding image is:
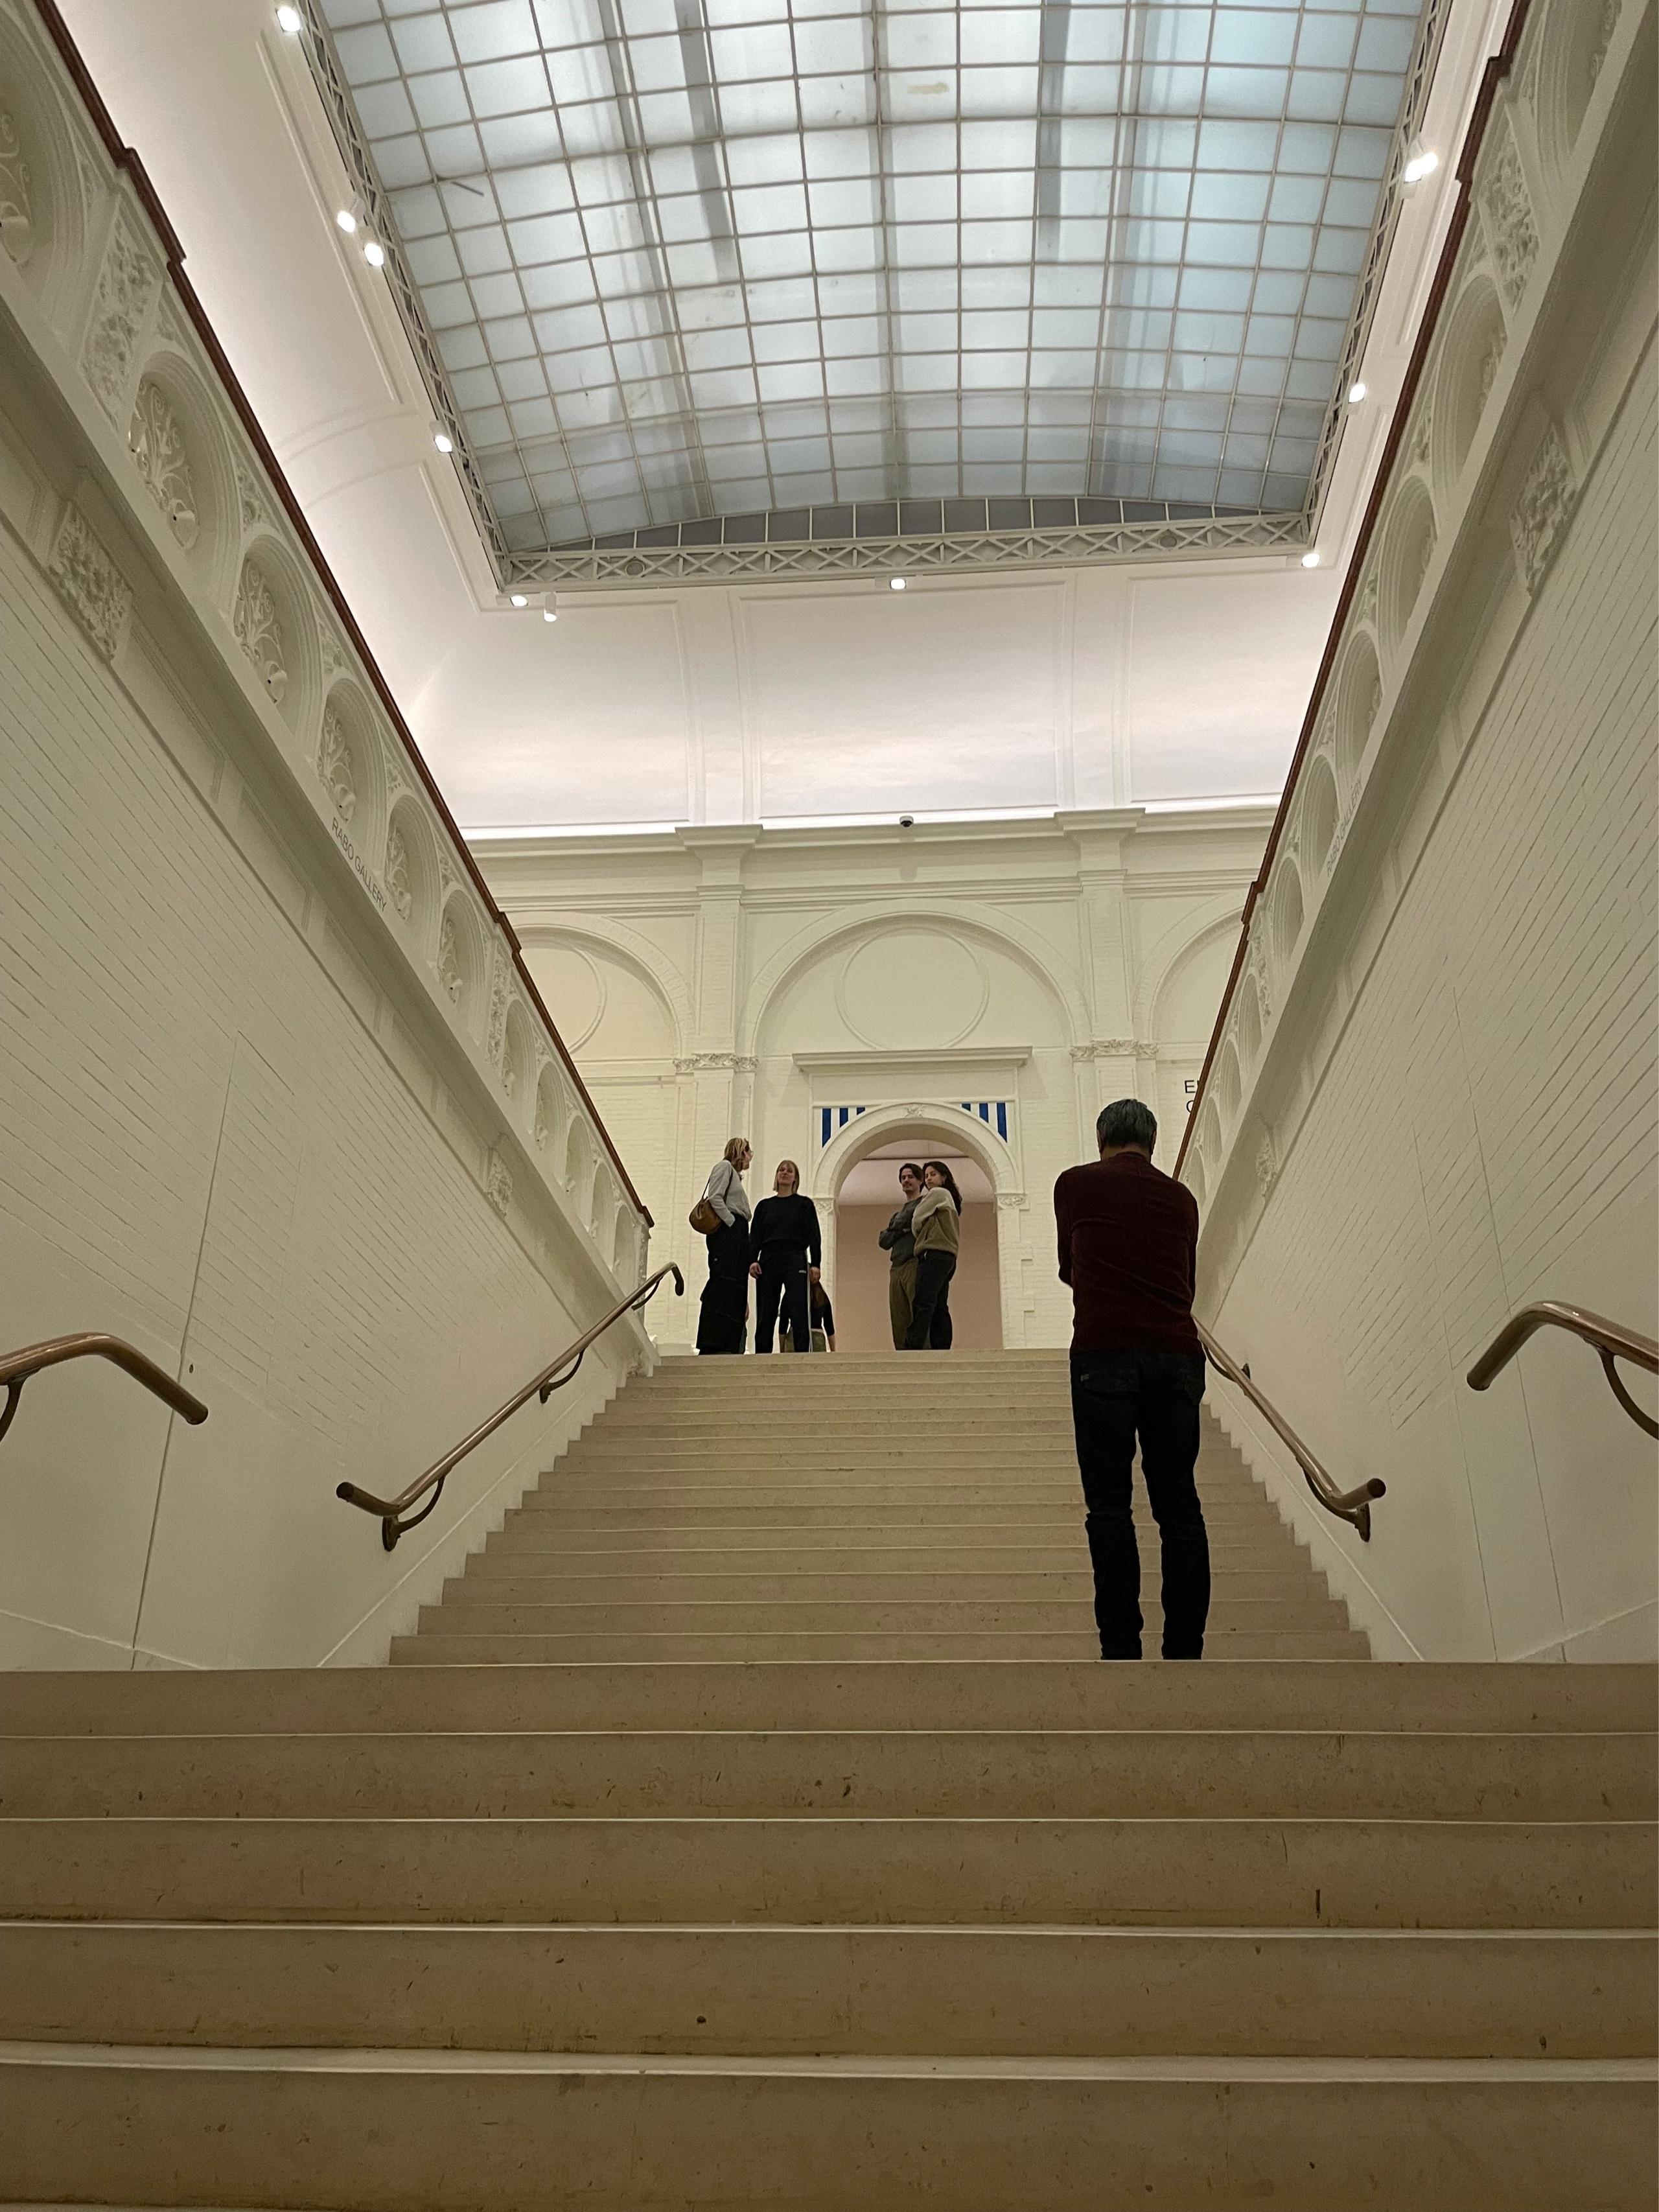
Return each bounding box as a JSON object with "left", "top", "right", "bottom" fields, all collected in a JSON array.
[
  {"left": 0, "top": 1, "right": 653, "bottom": 1670},
  {"left": 1182, "top": 0, "right": 1658, "bottom": 1664},
  {"left": 487, "top": 805, "right": 1270, "bottom": 1352}
]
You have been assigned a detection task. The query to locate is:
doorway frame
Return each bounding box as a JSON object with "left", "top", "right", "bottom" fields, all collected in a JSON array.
[{"left": 811, "top": 1102, "right": 1027, "bottom": 1349}]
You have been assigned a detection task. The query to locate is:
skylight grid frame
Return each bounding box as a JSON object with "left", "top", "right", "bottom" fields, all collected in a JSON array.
[{"left": 297, "top": 0, "right": 1447, "bottom": 585}]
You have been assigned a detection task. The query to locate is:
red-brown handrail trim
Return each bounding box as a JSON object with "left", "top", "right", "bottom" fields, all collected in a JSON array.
[
  {"left": 26, "top": 0, "right": 649, "bottom": 1225},
  {"left": 1467, "top": 1302, "right": 1659, "bottom": 1439},
  {"left": 0, "top": 1333, "right": 207, "bottom": 1445},
  {"left": 1176, "top": 1, "right": 1533, "bottom": 1178}
]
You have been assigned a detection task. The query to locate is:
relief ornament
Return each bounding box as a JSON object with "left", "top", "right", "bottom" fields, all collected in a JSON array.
[{"left": 128, "top": 380, "right": 199, "bottom": 549}]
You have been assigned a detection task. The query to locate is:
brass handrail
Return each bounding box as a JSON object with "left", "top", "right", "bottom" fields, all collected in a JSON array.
[
  {"left": 338, "top": 1263, "right": 684, "bottom": 1550},
  {"left": 1467, "top": 1302, "right": 1658, "bottom": 1439},
  {"left": 1196, "top": 1321, "right": 1386, "bottom": 1541},
  {"left": 0, "top": 1333, "right": 208, "bottom": 1448}
]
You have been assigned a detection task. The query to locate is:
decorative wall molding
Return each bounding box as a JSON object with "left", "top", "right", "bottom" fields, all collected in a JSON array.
[
  {"left": 484, "top": 1147, "right": 513, "bottom": 1218},
  {"left": 1479, "top": 119, "right": 1540, "bottom": 310},
  {"left": 80, "top": 209, "right": 158, "bottom": 421},
  {"left": 47, "top": 498, "right": 130, "bottom": 660},
  {"left": 232, "top": 559, "right": 287, "bottom": 703},
  {"left": 126, "top": 378, "right": 198, "bottom": 548},
  {"left": 1509, "top": 420, "right": 1577, "bottom": 594},
  {"left": 316, "top": 704, "right": 356, "bottom": 822},
  {"left": 0, "top": 106, "right": 34, "bottom": 265}
]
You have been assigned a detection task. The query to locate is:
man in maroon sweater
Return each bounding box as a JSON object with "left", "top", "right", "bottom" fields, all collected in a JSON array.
[{"left": 1053, "top": 1099, "right": 1210, "bottom": 1659}]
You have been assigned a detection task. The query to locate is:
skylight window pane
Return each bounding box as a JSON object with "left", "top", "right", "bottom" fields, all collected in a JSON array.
[{"left": 323, "top": 0, "right": 1424, "bottom": 535}]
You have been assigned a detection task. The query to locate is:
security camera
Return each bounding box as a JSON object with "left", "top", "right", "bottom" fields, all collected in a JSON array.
[{"left": 898, "top": 813, "right": 914, "bottom": 829}]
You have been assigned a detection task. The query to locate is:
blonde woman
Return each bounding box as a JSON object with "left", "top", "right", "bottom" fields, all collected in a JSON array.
[
  {"left": 695, "top": 1137, "right": 752, "bottom": 1355},
  {"left": 747, "top": 1158, "right": 822, "bottom": 1355}
]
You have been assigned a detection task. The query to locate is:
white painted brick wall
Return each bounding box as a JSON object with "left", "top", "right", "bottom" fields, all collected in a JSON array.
[
  {"left": 1213, "top": 342, "right": 1658, "bottom": 1662},
  {"left": 0, "top": 532, "right": 632, "bottom": 1672}
]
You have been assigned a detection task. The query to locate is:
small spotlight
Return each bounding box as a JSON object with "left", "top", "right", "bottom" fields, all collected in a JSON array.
[
  {"left": 362, "top": 238, "right": 386, "bottom": 268},
  {"left": 434, "top": 430, "right": 454, "bottom": 454},
  {"left": 542, "top": 607, "right": 558, "bottom": 623},
  {"left": 1402, "top": 145, "right": 1439, "bottom": 184},
  {"left": 1301, "top": 550, "right": 1321, "bottom": 569},
  {"left": 888, "top": 576, "right": 907, "bottom": 590},
  {"left": 275, "top": 5, "right": 303, "bottom": 32},
  {"left": 1347, "top": 380, "right": 1367, "bottom": 405},
  {"left": 335, "top": 208, "right": 358, "bottom": 235},
  {"left": 509, "top": 593, "right": 529, "bottom": 609}
]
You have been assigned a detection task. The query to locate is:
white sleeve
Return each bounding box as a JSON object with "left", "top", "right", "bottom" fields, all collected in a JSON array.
[{"left": 704, "top": 1161, "right": 736, "bottom": 1226}]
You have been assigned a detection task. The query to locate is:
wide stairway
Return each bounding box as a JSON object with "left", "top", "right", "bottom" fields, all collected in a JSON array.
[{"left": 1, "top": 1350, "right": 1654, "bottom": 2208}]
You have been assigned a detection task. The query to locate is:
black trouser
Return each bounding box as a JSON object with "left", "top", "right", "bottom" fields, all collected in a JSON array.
[
  {"left": 695, "top": 1219, "right": 749, "bottom": 1354},
  {"left": 903, "top": 1249, "right": 956, "bottom": 1349},
  {"left": 1069, "top": 1348, "right": 1210, "bottom": 1659},
  {"left": 754, "top": 1249, "right": 809, "bottom": 1355}
]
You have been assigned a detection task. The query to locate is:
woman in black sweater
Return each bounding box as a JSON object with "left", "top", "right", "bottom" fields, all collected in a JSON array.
[{"left": 747, "top": 1159, "right": 822, "bottom": 1356}]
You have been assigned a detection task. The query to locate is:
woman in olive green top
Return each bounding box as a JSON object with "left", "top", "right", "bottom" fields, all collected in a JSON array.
[{"left": 903, "top": 1160, "right": 962, "bottom": 1349}]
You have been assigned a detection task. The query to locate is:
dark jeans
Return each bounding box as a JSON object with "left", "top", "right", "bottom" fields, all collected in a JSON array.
[
  {"left": 754, "top": 1250, "right": 809, "bottom": 1355},
  {"left": 695, "top": 1220, "right": 748, "bottom": 1354},
  {"left": 1069, "top": 1347, "right": 1210, "bottom": 1659},
  {"left": 904, "top": 1250, "right": 955, "bottom": 1349}
]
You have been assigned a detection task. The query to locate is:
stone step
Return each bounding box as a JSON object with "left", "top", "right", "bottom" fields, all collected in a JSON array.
[
  {"left": 520, "top": 1484, "right": 1284, "bottom": 1516},
  {"left": 3, "top": 1815, "right": 1648, "bottom": 1927},
  {"left": 3, "top": 1729, "right": 1643, "bottom": 1822},
  {"left": 2, "top": 1924, "right": 1648, "bottom": 2060},
  {"left": 1, "top": 2043, "right": 1653, "bottom": 2212},
  {"left": 467, "top": 1552, "right": 1312, "bottom": 1589},
  {"left": 506, "top": 1500, "right": 1268, "bottom": 1529},
  {"left": 450, "top": 1569, "right": 1328, "bottom": 1609},
  {"left": 480, "top": 1535, "right": 1309, "bottom": 1571},
  {"left": 6, "top": 1664, "right": 1645, "bottom": 1740},
  {"left": 413, "top": 1596, "right": 1349, "bottom": 1636},
  {"left": 393, "top": 1630, "right": 1373, "bottom": 1662}
]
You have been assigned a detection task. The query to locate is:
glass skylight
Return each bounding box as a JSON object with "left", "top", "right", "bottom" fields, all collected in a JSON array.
[{"left": 317, "top": 0, "right": 1426, "bottom": 550}]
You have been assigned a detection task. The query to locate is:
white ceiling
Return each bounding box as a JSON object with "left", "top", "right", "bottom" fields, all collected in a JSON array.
[
  {"left": 55, "top": 0, "right": 1504, "bottom": 833},
  {"left": 314, "top": 0, "right": 1427, "bottom": 548}
]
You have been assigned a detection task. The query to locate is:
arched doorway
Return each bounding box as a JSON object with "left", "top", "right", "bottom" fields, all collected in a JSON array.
[{"left": 817, "top": 1113, "right": 1010, "bottom": 1354}]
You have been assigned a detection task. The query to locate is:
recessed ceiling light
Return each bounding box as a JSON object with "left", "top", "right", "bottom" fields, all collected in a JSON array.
[
  {"left": 275, "top": 5, "right": 303, "bottom": 32},
  {"left": 434, "top": 431, "right": 454, "bottom": 454},
  {"left": 1402, "top": 145, "right": 1439, "bottom": 184},
  {"left": 509, "top": 593, "right": 529, "bottom": 609},
  {"left": 1347, "top": 380, "right": 1367, "bottom": 404},
  {"left": 1301, "top": 551, "right": 1321, "bottom": 568},
  {"left": 889, "top": 576, "right": 907, "bottom": 590},
  {"left": 334, "top": 208, "right": 357, "bottom": 235},
  {"left": 362, "top": 238, "right": 385, "bottom": 268}
]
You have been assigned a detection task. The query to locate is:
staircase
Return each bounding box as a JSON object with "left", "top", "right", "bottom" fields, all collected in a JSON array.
[{"left": 1, "top": 1349, "right": 1654, "bottom": 2208}]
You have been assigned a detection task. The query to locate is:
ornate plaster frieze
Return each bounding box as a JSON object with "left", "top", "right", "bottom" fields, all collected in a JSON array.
[
  {"left": 671, "top": 1056, "right": 697, "bottom": 1076},
  {"left": 127, "top": 379, "right": 198, "bottom": 549},
  {"left": 486, "top": 942, "right": 512, "bottom": 1069},
  {"left": 317, "top": 705, "right": 356, "bottom": 822},
  {"left": 1509, "top": 422, "right": 1577, "bottom": 595},
  {"left": 485, "top": 1147, "right": 513, "bottom": 1218},
  {"left": 318, "top": 626, "right": 347, "bottom": 682},
  {"left": 235, "top": 461, "right": 268, "bottom": 531},
  {"left": 1354, "top": 568, "right": 1380, "bottom": 633},
  {"left": 1255, "top": 1126, "right": 1279, "bottom": 1197},
  {"left": 0, "top": 108, "right": 34, "bottom": 265},
  {"left": 436, "top": 911, "right": 465, "bottom": 1002},
  {"left": 82, "top": 211, "right": 160, "bottom": 422},
  {"left": 232, "top": 559, "right": 287, "bottom": 703},
  {"left": 1479, "top": 119, "right": 1539, "bottom": 311},
  {"left": 384, "top": 819, "right": 412, "bottom": 920},
  {"left": 47, "top": 499, "right": 131, "bottom": 660}
]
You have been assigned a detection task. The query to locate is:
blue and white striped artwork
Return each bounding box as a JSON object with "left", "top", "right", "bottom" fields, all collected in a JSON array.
[
  {"left": 960, "top": 1100, "right": 1010, "bottom": 1141},
  {"left": 818, "top": 1104, "right": 870, "bottom": 1148}
]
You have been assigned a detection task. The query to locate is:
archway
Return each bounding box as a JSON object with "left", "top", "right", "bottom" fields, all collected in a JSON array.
[{"left": 813, "top": 1105, "right": 1018, "bottom": 1354}]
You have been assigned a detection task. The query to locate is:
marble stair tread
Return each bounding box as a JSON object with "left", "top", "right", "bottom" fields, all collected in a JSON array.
[
  {"left": 4, "top": 1729, "right": 1645, "bottom": 1822},
  {"left": 1, "top": 2042, "right": 1651, "bottom": 2212},
  {"left": 391, "top": 1631, "right": 1374, "bottom": 1662},
  {"left": 2, "top": 1923, "right": 1649, "bottom": 2060},
  {"left": 6, "top": 1664, "right": 1649, "bottom": 1738},
  {"left": 459, "top": 1566, "right": 1321, "bottom": 1597},
  {"left": 476, "top": 1539, "right": 1311, "bottom": 1569},
  {"left": 412, "top": 1598, "right": 1351, "bottom": 1636},
  {"left": 3, "top": 1817, "right": 1650, "bottom": 1926}
]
